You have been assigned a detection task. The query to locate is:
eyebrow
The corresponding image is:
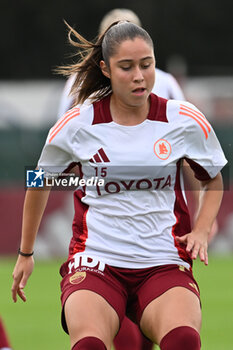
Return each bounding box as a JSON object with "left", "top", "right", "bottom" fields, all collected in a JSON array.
[{"left": 117, "top": 56, "right": 154, "bottom": 64}]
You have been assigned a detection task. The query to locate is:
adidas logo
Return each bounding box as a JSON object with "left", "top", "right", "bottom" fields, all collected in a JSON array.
[{"left": 89, "top": 148, "right": 110, "bottom": 163}]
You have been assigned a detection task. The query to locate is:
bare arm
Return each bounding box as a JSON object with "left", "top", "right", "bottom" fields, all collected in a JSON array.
[
  {"left": 176, "top": 172, "right": 223, "bottom": 265},
  {"left": 11, "top": 185, "right": 51, "bottom": 302},
  {"left": 183, "top": 160, "right": 219, "bottom": 242}
]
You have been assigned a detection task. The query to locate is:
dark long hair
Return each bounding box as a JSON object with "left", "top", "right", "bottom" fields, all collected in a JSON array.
[{"left": 57, "top": 21, "right": 154, "bottom": 105}]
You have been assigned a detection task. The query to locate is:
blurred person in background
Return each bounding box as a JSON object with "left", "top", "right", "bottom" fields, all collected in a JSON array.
[
  {"left": 0, "top": 317, "right": 12, "bottom": 350},
  {"left": 11, "top": 20, "right": 226, "bottom": 350}
]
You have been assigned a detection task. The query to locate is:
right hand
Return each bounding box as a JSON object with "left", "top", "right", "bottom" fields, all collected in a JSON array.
[{"left": 11, "top": 255, "right": 34, "bottom": 302}]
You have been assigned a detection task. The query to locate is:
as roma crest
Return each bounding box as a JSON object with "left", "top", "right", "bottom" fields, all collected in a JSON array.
[
  {"left": 69, "top": 271, "right": 86, "bottom": 285},
  {"left": 154, "top": 139, "right": 171, "bottom": 160}
]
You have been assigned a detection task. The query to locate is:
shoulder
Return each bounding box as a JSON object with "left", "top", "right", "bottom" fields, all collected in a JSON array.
[
  {"left": 167, "top": 100, "right": 201, "bottom": 118},
  {"left": 167, "top": 100, "right": 211, "bottom": 139},
  {"left": 48, "top": 103, "right": 94, "bottom": 145}
]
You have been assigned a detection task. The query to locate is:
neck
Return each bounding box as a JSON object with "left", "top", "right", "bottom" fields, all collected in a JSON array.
[{"left": 110, "top": 95, "right": 150, "bottom": 126}]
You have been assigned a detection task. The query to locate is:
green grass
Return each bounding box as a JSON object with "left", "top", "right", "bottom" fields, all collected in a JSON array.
[
  {"left": 193, "top": 255, "right": 233, "bottom": 350},
  {"left": 1, "top": 255, "right": 233, "bottom": 349},
  {"left": 0, "top": 258, "right": 70, "bottom": 350}
]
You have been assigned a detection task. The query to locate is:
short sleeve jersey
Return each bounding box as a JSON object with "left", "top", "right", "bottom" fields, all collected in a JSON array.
[{"left": 38, "top": 93, "right": 227, "bottom": 269}]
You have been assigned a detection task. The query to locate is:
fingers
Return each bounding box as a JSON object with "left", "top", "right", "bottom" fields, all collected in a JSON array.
[
  {"left": 17, "top": 287, "right": 27, "bottom": 302},
  {"left": 187, "top": 240, "right": 208, "bottom": 265},
  {"left": 11, "top": 270, "right": 22, "bottom": 302},
  {"left": 176, "top": 234, "right": 208, "bottom": 265},
  {"left": 18, "top": 272, "right": 30, "bottom": 302},
  {"left": 11, "top": 279, "right": 27, "bottom": 303},
  {"left": 199, "top": 245, "right": 208, "bottom": 266},
  {"left": 12, "top": 270, "right": 29, "bottom": 302},
  {"left": 186, "top": 238, "right": 196, "bottom": 255},
  {"left": 20, "top": 274, "right": 29, "bottom": 290},
  {"left": 175, "top": 235, "right": 188, "bottom": 244},
  {"left": 11, "top": 256, "right": 34, "bottom": 303}
]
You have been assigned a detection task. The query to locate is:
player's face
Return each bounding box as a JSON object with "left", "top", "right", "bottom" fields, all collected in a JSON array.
[{"left": 100, "top": 37, "right": 155, "bottom": 108}]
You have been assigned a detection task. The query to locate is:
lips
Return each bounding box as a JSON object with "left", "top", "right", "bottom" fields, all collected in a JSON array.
[
  {"left": 132, "top": 87, "right": 147, "bottom": 97},
  {"left": 132, "top": 87, "right": 146, "bottom": 93}
]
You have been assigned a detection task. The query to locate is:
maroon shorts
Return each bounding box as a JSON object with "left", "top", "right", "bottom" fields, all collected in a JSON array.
[{"left": 60, "top": 257, "right": 200, "bottom": 334}]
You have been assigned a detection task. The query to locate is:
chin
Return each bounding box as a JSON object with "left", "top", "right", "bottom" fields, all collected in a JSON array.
[{"left": 132, "top": 94, "right": 148, "bottom": 104}]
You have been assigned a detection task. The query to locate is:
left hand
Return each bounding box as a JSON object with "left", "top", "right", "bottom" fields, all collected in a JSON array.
[
  {"left": 11, "top": 255, "right": 34, "bottom": 302},
  {"left": 176, "top": 231, "right": 208, "bottom": 265}
]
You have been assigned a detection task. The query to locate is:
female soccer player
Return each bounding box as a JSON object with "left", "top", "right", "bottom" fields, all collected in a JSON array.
[
  {"left": 57, "top": 10, "right": 185, "bottom": 349},
  {"left": 11, "top": 21, "right": 227, "bottom": 350}
]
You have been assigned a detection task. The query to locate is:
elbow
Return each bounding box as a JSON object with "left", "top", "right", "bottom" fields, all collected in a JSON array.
[{"left": 200, "top": 172, "right": 223, "bottom": 192}]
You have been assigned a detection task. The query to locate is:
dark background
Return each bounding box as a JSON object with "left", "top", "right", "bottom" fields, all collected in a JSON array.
[{"left": 1, "top": 0, "right": 233, "bottom": 79}]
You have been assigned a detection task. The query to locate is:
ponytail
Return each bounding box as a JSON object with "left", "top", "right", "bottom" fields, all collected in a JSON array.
[{"left": 56, "top": 21, "right": 111, "bottom": 105}]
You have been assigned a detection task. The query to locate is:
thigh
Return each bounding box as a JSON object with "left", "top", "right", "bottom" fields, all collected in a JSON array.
[
  {"left": 65, "top": 290, "right": 119, "bottom": 350},
  {"left": 140, "top": 286, "right": 201, "bottom": 345}
]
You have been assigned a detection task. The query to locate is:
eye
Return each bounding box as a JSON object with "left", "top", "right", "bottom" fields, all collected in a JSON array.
[
  {"left": 121, "top": 66, "right": 131, "bottom": 71},
  {"left": 141, "top": 63, "right": 151, "bottom": 69}
]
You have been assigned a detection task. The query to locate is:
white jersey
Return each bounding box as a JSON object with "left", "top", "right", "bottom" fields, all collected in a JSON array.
[
  {"left": 57, "top": 68, "right": 184, "bottom": 118},
  {"left": 152, "top": 68, "right": 184, "bottom": 100},
  {"left": 39, "top": 94, "right": 227, "bottom": 269}
]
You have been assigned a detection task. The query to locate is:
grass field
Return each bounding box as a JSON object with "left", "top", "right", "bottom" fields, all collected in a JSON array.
[{"left": 1, "top": 255, "right": 233, "bottom": 350}]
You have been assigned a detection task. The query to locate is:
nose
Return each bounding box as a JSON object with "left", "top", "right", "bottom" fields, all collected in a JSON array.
[{"left": 133, "top": 66, "right": 144, "bottom": 82}]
